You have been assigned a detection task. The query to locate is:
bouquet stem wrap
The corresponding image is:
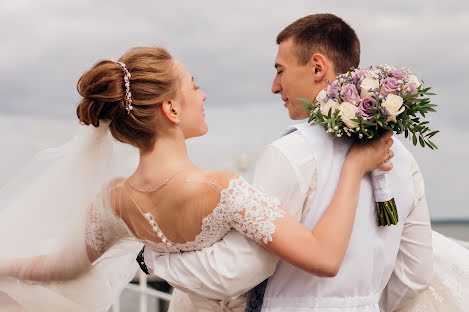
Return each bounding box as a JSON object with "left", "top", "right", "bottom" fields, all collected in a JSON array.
[{"left": 371, "top": 160, "right": 398, "bottom": 226}]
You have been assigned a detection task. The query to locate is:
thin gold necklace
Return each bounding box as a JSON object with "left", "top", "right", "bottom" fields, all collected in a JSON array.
[{"left": 128, "top": 169, "right": 187, "bottom": 193}]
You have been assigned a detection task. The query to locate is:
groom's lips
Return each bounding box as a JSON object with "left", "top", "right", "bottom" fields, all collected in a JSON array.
[{"left": 282, "top": 97, "right": 289, "bottom": 107}]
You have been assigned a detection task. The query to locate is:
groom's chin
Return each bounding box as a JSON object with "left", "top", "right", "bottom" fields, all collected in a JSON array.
[{"left": 288, "top": 108, "right": 310, "bottom": 121}]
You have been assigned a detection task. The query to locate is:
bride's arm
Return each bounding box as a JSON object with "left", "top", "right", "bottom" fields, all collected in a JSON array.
[
  {"left": 0, "top": 180, "right": 127, "bottom": 282},
  {"left": 231, "top": 132, "right": 394, "bottom": 277},
  {"left": 1, "top": 205, "right": 100, "bottom": 281},
  {"left": 1, "top": 248, "right": 91, "bottom": 282}
]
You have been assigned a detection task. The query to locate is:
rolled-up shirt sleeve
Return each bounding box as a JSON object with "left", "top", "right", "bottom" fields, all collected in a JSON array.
[
  {"left": 379, "top": 155, "right": 433, "bottom": 311},
  {"left": 252, "top": 142, "right": 315, "bottom": 222}
]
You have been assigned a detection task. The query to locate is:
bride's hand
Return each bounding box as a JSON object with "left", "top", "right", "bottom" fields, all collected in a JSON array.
[{"left": 346, "top": 131, "right": 394, "bottom": 175}]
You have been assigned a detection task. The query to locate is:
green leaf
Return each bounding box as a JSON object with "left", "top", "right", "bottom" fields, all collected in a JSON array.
[
  {"left": 419, "top": 135, "right": 425, "bottom": 147},
  {"left": 429, "top": 140, "right": 438, "bottom": 149},
  {"left": 412, "top": 133, "right": 417, "bottom": 145},
  {"left": 361, "top": 120, "right": 376, "bottom": 126},
  {"left": 427, "top": 130, "right": 439, "bottom": 138},
  {"left": 425, "top": 140, "right": 435, "bottom": 150}
]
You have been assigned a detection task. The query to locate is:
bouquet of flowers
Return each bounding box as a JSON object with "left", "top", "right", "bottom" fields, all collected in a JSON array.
[{"left": 300, "top": 65, "right": 438, "bottom": 226}]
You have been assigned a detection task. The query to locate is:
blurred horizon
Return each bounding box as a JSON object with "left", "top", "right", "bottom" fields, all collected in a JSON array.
[
  {"left": 1, "top": 105, "right": 468, "bottom": 221},
  {"left": 1, "top": 0, "right": 468, "bottom": 221}
]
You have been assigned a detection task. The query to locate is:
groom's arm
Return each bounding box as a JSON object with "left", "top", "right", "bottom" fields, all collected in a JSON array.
[
  {"left": 379, "top": 155, "right": 433, "bottom": 312},
  {"left": 145, "top": 230, "right": 277, "bottom": 299},
  {"left": 144, "top": 139, "right": 315, "bottom": 299}
]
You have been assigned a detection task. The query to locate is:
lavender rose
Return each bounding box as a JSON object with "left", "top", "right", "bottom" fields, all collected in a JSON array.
[
  {"left": 380, "top": 77, "right": 400, "bottom": 95},
  {"left": 390, "top": 69, "right": 406, "bottom": 80},
  {"left": 358, "top": 98, "right": 377, "bottom": 121},
  {"left": 327, "top": 81, "right": 340, "bottom": 99},
  {"left": 354, "top": 68, "right": 367, "bottom": 80},
  {"left": 340, "top": 84, "right": 360, "bottom": 105},
  {"left": 403, "top": 83, "right": 418, "bottom": 97}
]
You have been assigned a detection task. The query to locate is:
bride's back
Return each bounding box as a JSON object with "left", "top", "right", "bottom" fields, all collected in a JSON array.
[{"left": 116, "top": 169, "right": 239, "bottom": 251}]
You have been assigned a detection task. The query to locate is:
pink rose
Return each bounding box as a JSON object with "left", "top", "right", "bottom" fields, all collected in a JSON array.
[
  {"left": 403, "top": 83, "right": 418, "bottom": 97},
  {"left": 390, "top": 69, "right": 406, "bottom": 80},
  {"left": 327, "top": 81, "right": 340, "bottom": 99},
  {"left": 353, "top": 68, "right": 367, "bottom": 80},
  {"left": 340, "top": 84, "right": 360, "bottom": 105},
  {"left": 380, "top": 77, "right": 400, "bottom": 95},
  {"left": 358, "top": 98, "right": 377, "bottom": 121}
]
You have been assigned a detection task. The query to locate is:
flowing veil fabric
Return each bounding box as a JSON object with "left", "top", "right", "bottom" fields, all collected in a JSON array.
[{"left": 0, "top": 122, "right": 142, "bottom": 312}]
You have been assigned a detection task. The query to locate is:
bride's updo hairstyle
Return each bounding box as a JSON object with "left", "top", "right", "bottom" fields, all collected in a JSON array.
[{"left": 76, "top": 47, "right": 179, "bottom": 153}]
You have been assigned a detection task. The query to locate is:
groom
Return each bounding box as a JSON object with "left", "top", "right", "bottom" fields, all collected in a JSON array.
[{"left": 140, "top": 14, "right": 433, "bottom": 311}]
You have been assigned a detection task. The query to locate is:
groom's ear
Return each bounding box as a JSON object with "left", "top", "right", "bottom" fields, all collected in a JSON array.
[{"left": 310, "top": 53, "right": 328, "bottom": 82}]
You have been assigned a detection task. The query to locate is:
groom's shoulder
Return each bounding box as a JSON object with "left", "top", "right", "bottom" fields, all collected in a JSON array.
[
  {"left": 264, "top": 128, "right": 315, "bottom": 171},
  {"left": 270, "top": 128, "right": 306, "bottom": 150}
]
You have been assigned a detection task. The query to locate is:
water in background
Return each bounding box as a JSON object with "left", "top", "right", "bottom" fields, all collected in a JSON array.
[{"left": 1, "top": 102, "right": 468, "bottom": 222}]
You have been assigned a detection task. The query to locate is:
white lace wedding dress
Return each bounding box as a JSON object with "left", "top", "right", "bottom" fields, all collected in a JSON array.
[
  {"left": 0, "top": 124, "right": 286, "bottom": 312},
  {"left": 0, "top": 124, "right": 467, "bottom": 312},
  {"left": 119, "top": 176, "right": 285, "bottom": 253},
  {"left": 396, "top": 230, "right": 469, "bottom": 312}
]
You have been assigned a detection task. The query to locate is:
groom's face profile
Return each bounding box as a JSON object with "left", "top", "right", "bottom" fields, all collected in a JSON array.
[{"left": 272, "top": 38, "right": 315, "bottom": 120}]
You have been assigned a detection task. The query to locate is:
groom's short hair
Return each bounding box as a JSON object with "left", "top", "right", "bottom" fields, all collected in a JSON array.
[{"left": 277, "top": 14, "right": 360, "bottom": 74}]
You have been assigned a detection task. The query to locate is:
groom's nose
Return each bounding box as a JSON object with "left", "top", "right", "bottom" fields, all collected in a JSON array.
[{"left": 272, "top": 76, "right": 282, "bottom": 94}]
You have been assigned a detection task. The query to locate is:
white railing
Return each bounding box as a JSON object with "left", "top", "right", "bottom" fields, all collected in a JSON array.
[{"left": 113, "top": 239, "right": 469, "bottom": 312}]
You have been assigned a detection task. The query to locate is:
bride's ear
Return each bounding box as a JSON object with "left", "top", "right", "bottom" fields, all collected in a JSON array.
[
  {"left": 161, "top": 100, "right": 181, "bottom": 125},
  {"left": 310, "top": 53, "right": 328, "bottom": 82}
]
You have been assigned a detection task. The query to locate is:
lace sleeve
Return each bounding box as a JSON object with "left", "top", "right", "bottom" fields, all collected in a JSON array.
[
  {"left": 85, "top": 180, "right": 131, "bottom": 262},
  {"left": 2, "top": 180, "right": 131, "bottom": 282},
  {"left": 223, "top": 177, "right": 286, "bottom": 244}
]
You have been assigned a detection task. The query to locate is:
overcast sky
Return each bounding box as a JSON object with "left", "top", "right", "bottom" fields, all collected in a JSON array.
[
  {"left": 0, "top": 0, "right": 468, "bottom": 219},
  {"left": 1, "top": 0, "right": 468, "bottom": 120}
]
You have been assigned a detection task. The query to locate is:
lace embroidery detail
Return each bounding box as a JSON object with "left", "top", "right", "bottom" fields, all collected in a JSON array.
[
  {"left": 396, "top": 232, "right": 469, "bottom": 312},
  {"left": 86, "top": 197, "right": 108, "bottom": 253},
  {"left": 225, "top": 178, "right": 285, "bottom": 244},
  {"left": 86, "top": 192, "right": 129, "bottom": 254},
  {"left": 140, "top": 176, "right": 286, "bottom": 253}
]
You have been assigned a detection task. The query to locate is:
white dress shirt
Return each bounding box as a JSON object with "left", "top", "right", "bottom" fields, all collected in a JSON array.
[{"left": 145, "top": 129, "right": 433, "bottom": 311}]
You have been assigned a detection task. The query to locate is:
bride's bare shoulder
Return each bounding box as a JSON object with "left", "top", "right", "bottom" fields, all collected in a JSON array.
[
  {"left": 181, "top": 170, "right": 240, "bottom": 212},
  {"left": 194, "top": 170, "right": 240, "bottom": 190}
]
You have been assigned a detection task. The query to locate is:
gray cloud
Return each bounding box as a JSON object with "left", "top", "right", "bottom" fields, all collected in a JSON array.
[{"left": 1, "top": 0, "right": 468, "bottom": 122}]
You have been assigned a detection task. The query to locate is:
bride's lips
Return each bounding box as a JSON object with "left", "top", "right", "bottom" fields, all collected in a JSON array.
[{"left": 282, "top": 97, "right": 289, "bottom": 107}]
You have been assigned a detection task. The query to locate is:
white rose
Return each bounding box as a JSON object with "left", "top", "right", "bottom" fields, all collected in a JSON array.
[
  {"left": 315, "top": 89, "right": 328, "bottom": 103},
  {"left": 382, "top": 94, "right": 405, "bottom": 123},
  {"left": 408, "top": 75, "right": 421, "bottom": 89},
  {"left": 338, "top": 102, "right": 359, "bottom": 128},
  {"left": 320, "top": 98, "right": 340, "bottom": 116},
  {"left": 360, "top": 78, "right": 380, "bottom": 99}
]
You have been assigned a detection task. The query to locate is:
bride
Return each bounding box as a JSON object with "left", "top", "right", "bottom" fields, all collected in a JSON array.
[{"left": 0, "top": 46, "right": 394, "bottom": 311}]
